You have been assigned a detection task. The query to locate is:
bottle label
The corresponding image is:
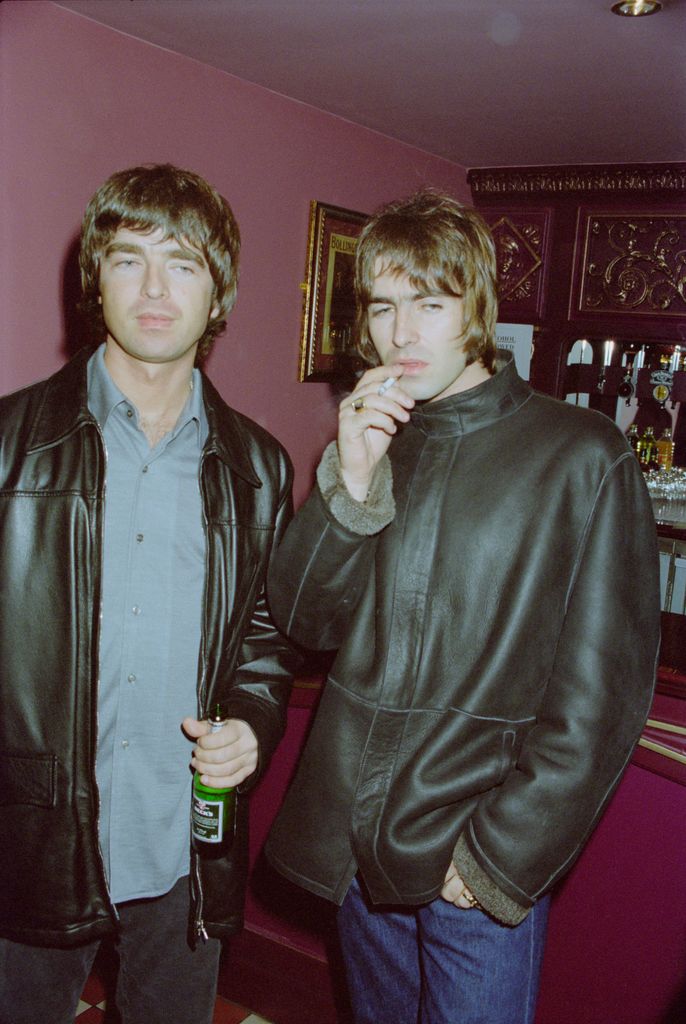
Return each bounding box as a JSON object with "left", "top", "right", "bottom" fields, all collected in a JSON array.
[{"left": 192, "top": 794, "right": 224, "bottom": 843}]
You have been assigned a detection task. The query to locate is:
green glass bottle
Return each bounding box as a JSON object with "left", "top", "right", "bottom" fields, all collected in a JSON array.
[
  {"left": 639, "top": 426, "right": 656, "bottom": 471},
  {"left": 626, "top": 423, "right": 640, "bottom": 456},
  {"left": 191, "top": 704, "right": 235, "bottom": 858}
]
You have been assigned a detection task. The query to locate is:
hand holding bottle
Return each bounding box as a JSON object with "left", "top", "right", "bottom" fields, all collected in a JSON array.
[{"left": 183, "top": 715, "right": 258, "bottom": 789}]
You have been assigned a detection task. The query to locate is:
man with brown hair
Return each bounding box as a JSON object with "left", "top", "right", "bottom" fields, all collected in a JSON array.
[
  {"left": 0, "top": 164, "right": 296, "bottom": 1024},
  {"left": 266, "top": 191, "right": 660, "bottom": 1023}
]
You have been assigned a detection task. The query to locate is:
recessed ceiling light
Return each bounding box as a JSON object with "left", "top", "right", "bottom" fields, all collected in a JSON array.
[{"left": 611, "top": 1, "right": 662, "bottom": 15}]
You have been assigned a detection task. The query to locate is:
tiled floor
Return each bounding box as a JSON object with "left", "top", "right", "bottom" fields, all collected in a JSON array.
[{"left": 74, "top": 968, "right": 274, "bottom": 1024}]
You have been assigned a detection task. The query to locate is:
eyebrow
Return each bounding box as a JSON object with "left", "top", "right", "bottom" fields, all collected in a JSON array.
[
  {"left": 103, "top": 241, "right": 207, "bottom": 267},
  {"left": 369, "top": 289, "right": 437, "bottom": 304}
]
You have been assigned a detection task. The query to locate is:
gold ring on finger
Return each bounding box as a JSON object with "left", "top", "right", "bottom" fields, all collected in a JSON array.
[{"left": 352, "top": 398, "right": 366, "bottom": 412}]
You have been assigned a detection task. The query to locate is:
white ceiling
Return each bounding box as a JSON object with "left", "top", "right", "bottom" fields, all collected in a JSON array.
[{"left": 56, "top": 0, "right": 686, "bottom": 169}]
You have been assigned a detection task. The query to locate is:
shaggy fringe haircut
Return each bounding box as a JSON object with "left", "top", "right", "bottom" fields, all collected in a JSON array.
[
  {"left": 355, "top": 190, "right": 498, "bottom": 372},
  {"left": 79, "top": 164, "right": 240, "bottom": 360}
]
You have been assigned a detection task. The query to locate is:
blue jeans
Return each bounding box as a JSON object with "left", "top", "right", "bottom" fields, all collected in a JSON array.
[
  {"left": 337, "top": 875, "right": 549, "bottom": 1024},
  {"left": 0, "top": 876, "right": 221, "bottom": 1024}
]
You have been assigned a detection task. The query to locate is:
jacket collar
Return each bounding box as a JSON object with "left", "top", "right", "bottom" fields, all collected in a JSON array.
[
  {"left": 28, "top": 346, "right": 261, "bottom": 487},
  {"left": 199, "top": 372, "right": 262, "bottom": 487},
  {"left": 27, "top": 346, "right": 95, "bottom": 452},
  {"left": 409, "top": 351, "right": 533, "bottom": 439}
]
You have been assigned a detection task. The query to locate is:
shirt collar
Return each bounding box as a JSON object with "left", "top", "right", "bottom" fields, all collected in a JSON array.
[{"left": 86, "top": 343, "right": 208, "bottom": 447}]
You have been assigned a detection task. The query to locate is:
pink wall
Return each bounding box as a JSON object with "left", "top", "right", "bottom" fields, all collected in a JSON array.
[
  {"left": 536, "top": 762, "right": 686, "bottom": 1024},
  {"left": 0, "top": 1, "right": 469, "bottom": 504}
]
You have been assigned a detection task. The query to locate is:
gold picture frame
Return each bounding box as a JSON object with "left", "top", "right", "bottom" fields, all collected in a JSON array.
[{"left": 299, "top": 200, "right": 368, "bottom": 382}]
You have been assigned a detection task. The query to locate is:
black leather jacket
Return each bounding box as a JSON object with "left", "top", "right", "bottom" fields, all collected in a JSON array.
[
  {"left": 0, "top": 347, "right": 296, "bottom": 947},
  {"left": 266, "top": 358, "right": 661, "bottom": 923}
]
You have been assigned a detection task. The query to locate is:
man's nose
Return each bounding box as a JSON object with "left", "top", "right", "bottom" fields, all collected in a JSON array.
[
  {"left": 141, "top": 263, "right": 168, "bottom": 299},
  {"left": 392, "top": 306, "right": 417, "bottom": 348}
]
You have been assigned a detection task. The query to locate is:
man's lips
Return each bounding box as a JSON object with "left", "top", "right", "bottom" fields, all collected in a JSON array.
[
  {"left": 392, "top": 359, "right": 428, "bottom": 375},
  {"left": 136, "top": 313, "right": 177, "bottom": 328}
]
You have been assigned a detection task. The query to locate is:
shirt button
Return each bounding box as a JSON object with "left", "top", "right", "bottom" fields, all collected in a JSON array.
[
  {"left": 132, "top": 605, "right": 141, "bottom": 616},
  {"left": 142, "top": 466, "right": 149, "bottom": 474},
  {"left": 126, "top": 408, "right": 134, "bottom": 419},
  {"left": 136, "top": 533, "right": 144, "bottom": 543},
  {"left": 121, "top": 739, "right": 129, "bottom": 749},
  {"left": 127, "top": 674, "right": 136, "bottom": 683}
]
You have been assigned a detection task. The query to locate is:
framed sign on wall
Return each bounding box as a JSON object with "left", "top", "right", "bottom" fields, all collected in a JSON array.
[{"left": 299, "top": 200, "right": 367, "bottom": 383}]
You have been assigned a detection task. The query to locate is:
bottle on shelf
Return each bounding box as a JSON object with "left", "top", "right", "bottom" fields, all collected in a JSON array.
[
  {"left": 649, "top": 443, "right": 661, "bottom": 473},
  {"left": 656, "top": 427, "right": 675, "bottom": 472},
  {"left": 638, "top": 426, "right": 657, "bottom": 471},
  {"left": 191, "top": 703, "right": 235, "bottom": 859},
  {"left": 626, "top": 423, "right": 640, "bottom": 455}
]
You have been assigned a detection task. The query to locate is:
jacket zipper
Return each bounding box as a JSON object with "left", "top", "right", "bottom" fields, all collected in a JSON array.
[{"left": 193, "top": 448, "right": 211, "bottom": 941}]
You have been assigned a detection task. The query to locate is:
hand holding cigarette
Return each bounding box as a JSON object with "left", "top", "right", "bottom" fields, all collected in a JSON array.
[
  {"left": 377, "top": 375, "right": 396, "bottom": 397},
  {"left": 337, "top": 367, "right": 414, "bottom": 501}
]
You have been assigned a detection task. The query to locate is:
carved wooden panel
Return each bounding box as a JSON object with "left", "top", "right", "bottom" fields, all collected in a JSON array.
[
  {"left": 469, "top": 165, "right": 686, "bottom": 197},
  {"left": 576, "top": 212, "right": 686, "bottom": 319},
  {"left": 480, "top": 209, "right": 551, "bottom": 320}
]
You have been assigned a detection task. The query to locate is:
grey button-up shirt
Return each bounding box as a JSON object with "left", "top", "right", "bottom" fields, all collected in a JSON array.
[{"left": 88, "top": 345, "right": 208, "bottom": 903}]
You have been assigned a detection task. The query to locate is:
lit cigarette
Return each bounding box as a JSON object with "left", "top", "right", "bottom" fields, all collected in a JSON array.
[{"left": 377, "top": 376, "right": 396, "bottom": 396}]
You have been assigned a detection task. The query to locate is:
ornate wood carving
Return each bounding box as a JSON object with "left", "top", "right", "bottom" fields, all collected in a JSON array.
[
  {"left": 577, "top": 213, "right": 686, "bottom": 318},
  {"left": 481, "top": 210, "right": 550, "bottom": 319},
  {"left": 469, "top": 164, "right": 686, "bottom": 197},
  {"left": 470, "top": 164, "right": 686, "bottom": 395}
]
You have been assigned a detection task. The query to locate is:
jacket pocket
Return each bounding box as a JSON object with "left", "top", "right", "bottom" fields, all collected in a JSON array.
[{"left": 0, "top": 752, "right": 57, "bottom": 808}]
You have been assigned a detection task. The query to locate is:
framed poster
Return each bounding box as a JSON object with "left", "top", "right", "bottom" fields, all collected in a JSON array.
[{"left": 299, "top": 200, "right": 368, "bottom": 382}]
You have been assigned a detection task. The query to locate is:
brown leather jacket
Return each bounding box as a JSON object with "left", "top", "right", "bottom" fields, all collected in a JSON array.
[
  {"left": 266, "top": 357, "right": 660, "bottom": 924},
  {"left": 0, "top": 347, "right": 296, "bottom": 947}
]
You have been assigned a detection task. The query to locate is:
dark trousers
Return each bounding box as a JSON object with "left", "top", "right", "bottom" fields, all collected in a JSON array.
[{"left": 0, "top": 876, "right": 221, "bottom": 1024}]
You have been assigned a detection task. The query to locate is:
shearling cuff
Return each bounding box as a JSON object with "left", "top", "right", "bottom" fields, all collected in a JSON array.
[
  {"left": 453, "top": 833, "right": 531, "bottom": 927},
  {"left": 316, "top": 441, "right": 395, "bottom": 535}
]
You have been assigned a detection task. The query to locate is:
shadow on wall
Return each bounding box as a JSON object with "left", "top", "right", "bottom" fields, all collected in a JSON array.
[
  {"left": 661, "top": 978, "right": 686, "bottom": 1024},
  {"left": 61, "top": 233, "right": 95, "bottom": 361},
  {"left": 252, "top": 848, "right": 352, "bottom": 1016}
]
